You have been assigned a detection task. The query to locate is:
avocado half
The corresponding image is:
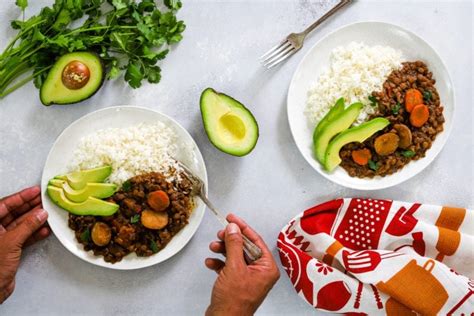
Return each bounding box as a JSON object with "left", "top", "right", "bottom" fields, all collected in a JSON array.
[
  {"left": 200, "top": 88, "right": 259, "bottom": 157},
  {"left": 40, "top": 51, "right": 104, "bottom": 105}
]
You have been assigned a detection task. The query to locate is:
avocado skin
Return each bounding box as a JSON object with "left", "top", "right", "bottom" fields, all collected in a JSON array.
[
  {"left": 200, "top": 88, "right": 259, "bottom": 157},
  {"left": 40, "top": 51, "right": 105, "bottom": 106}
]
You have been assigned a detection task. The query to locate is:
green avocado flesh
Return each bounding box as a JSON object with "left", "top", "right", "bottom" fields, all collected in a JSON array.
[
  {"left": 40, "top": 51, "right": 104, "bottom": 105},
  {"left": 48, "top": 179, "right": 116, "bottom": 203},
  {"left": 313, "top": 97, "right": 345, "bottom": 139},
  {"left": 200, "top": 88, "right": 259, "bottom": 156},
  {"left": 324, "top": 118, "right": 390, "bottom": 172},
  {"left": 55, "top": 165, "right": 112, "bottom": 190},
  {"left": 314, "top": 102, "right": 363, "bottom": 163},
  {"left": 47, "top": 186, "right": 118, "bottom": 216}
]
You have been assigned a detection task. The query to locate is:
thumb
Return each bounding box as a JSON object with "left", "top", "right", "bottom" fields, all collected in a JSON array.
[
  {"left": 224, "top": 223, "right": 245, "bottom": 268},
  {"left": 11, "top": 209, "right": 48, "bottom": 246}
]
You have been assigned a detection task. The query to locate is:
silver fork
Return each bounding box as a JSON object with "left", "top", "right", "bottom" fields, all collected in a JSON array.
[
  {"left": 173, "top": 158, "right": 263, "bottom": 263},
  {"left": 260, "top": 0, "right": 352, "bottom": 69}
]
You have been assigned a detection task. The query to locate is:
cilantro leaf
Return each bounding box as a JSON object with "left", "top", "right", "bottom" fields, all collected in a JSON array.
[
  {"left": 125, "top": 61, "right": 143, "bottom": 88},
  {"left": 402, "top": 150, "right": 416, "bottom": 158},
  {"left": 368, "top": 95, "right": 377, "bottom": 107},
  {"left": 112, "top": 0, "right": 128, "bottom": 10},
  {"left": 164, "top": 0, "right": 182, "bottom": 10},
  {"left": 80, "top": 228, "right": 91, "bottom": 242},
  {"left": 392, "top": 103, "right": 401, "bottom": 115},
  {"left": 107, "top": 58, "right": 120, "bottom": 80},
  {"left": 146, "top": 65, "right": 161, "bottom": 83},
  {"left": 150, "top": 240, "right": 159, "bottom": 253},
  {"left": 15, "top": 0, "right": 28, "bottom": 11},
  {"left": 368, "top": 160, "right": 379, "bottom": 171},
  {"left": 122, "top": 180, "right": 132, "bottom": 192},
  {"left": 130, "top": 214, "right": 140, "bottom": 224},
  {"left": 423, "top": 90, "right": 432, "bottom": 101}
]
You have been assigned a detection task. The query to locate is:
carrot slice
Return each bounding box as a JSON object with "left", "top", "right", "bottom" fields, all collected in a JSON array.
[
  {"left": 410, "top": 104, "right": 429, "bottom": 127},
  {"left": 351, "top": 149, "right": 372, "bottom": 166},
  {"left": 405, "top": 89, "right": 423, "bottom": 113},
  {"left": 147, "top": 190, "right": 170, "bottom": 212}
]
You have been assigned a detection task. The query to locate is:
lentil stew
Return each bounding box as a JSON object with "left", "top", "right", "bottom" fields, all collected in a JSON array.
[
  {"left": 340, "top": 61, "right": 445, "bottom": 178},
  {"left": 68, "top": 172, "right": 194, "bottom": 263}
]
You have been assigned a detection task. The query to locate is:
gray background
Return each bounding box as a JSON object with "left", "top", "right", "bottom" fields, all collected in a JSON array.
[{"left": 0, "top": 0, "right": 472, "bottom": 315}]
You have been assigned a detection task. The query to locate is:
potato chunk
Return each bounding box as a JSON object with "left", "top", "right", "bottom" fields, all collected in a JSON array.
[
  {"left": 141, "top": 210, "right": 168, "bottom": 230},
  {"left": 374, "top": 133, "right": 399, "bottom": 156},
  {"left": 91, "top": 222, "right": 111, "bottom": 246}
]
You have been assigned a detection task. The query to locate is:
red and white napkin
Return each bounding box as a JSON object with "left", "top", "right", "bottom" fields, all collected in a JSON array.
[{"left": 277, "top": 198, "right": 474, "bottom": 315}]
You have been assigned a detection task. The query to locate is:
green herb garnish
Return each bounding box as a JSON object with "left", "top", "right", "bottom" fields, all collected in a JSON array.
[
  {"left": 0, "top": 0, "right": 185, "bottom": 98},
  {"left": 368, "top": 159, "right": 379, "bottom": 171},
  {"left": 150, "top": 240, "right": 159, "bottom": 253},
  {"left": 130, "top": 214, "right": 140, "bottom": 224},
  {"left": 423, "top": 90, "right": 432, "bottom": 101},
  {"left": 392, "top": 103, "right": 401, "bottom": 115},
  {"left": 368, "top": 95, "right": 378, "bottom": 107},
  {"left": 122, "top": 180, "right": 132, "bottom": 192},
  {"left": 80, "top": 228, "right": 90, "bottom": 242},
  {"left": 402, "top": 150, "right": 416, "bottom": 158}
]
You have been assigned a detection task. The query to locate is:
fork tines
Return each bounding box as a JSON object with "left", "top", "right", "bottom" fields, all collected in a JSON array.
[{"left": 260, "top": 40, "right": 296, "bottom": 69}]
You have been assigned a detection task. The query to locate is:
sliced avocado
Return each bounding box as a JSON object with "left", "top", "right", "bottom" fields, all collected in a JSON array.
[
  {"left": 40, "top": 51, "right": 104, "bottom": 105},
  {"left": 47, "top": 186, "right": 118, "bottom": 216},
  {"left": 49, "top": 179, "right": 65, "bottom": 188},
  {"left": 49, "top": 179, "right": 116, "bottom": 203},
  {"left": 200, "top": 88, "right": 259, "bottom": 157},
  {"left": 324, "top": 118, "right": 390, "bottom": 172},
  {"left": 314, "top": 102, "right": 363, "bottom": 163},
  {"left": 313, "top": 97, "right": 345, "bottom": 140},
  {"left": 55, "top": 165, "right": 112, "bottom": 190}
]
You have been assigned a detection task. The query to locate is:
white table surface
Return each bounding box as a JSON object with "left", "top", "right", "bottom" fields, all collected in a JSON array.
[{"left": 0, "top": 0, "right": 472, "bottom": 315}]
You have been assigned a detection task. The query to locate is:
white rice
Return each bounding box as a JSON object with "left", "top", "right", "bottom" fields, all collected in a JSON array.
[
  {"left": 68, "top": 122, "right": 193, "bottom": 186},
  {"left": 305, "top": 42, "right": 403, "bottom": 126}
]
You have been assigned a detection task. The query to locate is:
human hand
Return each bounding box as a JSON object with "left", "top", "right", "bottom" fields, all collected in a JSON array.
[
  {"left": 0, "top": 186, "right": 50, "bottom": 304},
  {"left": 205, "top": 214, "right": 280, "bottom": 316}
]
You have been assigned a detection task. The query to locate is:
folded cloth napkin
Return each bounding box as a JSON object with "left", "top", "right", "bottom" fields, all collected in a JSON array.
[{"left": 277, "top": 198, "right": 474, "bottom": 315}]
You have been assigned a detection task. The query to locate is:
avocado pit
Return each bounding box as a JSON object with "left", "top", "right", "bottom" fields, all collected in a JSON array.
[{"left": 62, "top": 60, "right": 90, "bottom": 90}]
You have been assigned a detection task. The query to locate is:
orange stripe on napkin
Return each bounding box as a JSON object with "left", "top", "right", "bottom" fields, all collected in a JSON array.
[
  {"left": 435, "top": 206, "right": 466, "bottom": 261},
  {"left": 322, "top": 240, "right": 343, "bottom": 266}
]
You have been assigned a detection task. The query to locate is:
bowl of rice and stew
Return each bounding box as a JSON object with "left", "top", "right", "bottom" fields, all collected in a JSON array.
[
  {"left": 287, "top": 22, "right": 454, "bottom": 190},
  {"left": 41, "top": 106, "right": 207, "bottom": 270}
]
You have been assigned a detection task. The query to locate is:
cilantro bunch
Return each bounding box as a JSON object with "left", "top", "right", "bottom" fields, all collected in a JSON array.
[{"left": 0, "top": 0, "right": 185, "bottom": 99}]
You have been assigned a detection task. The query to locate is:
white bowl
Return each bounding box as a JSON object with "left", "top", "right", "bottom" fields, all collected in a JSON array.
[
  {"left": 287, "top": 21, "right": 454, "bottom": 190},
  {"left": 41, "top": 106, "right": 208, "bottom": 270}
]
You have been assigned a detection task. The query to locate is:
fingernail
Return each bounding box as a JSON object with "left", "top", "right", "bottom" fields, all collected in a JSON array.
[
  {"left": 31, "top": 186, "right": 41, "bottom": 194},
  {"left": 36, "top": 209, "right": 48, "bottom": 222},
  {"left": 227, "top": 223, "right": 239, "bottom": 235}
]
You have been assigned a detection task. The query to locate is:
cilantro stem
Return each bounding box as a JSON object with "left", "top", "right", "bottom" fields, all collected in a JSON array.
[
  {"left": 62, "top": 25, "right": 137, "bottom": 37},
  {"left": 0, "top": 63, "right": 30, "bottom": 94},
  {"left": 0, "top": 65, "right": 52, "bottom": 98},
  {"left": 1, "top": 19, "right": 46, "bottom": 58}
]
